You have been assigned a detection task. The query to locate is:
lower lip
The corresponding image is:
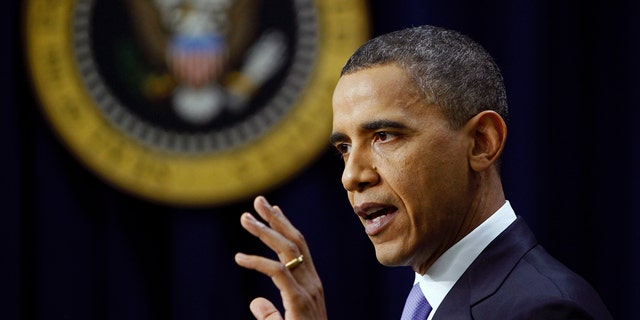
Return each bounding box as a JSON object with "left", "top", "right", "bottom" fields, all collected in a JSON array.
[{"left": 364, "top": 211, "right": 396, "bottom": 236}]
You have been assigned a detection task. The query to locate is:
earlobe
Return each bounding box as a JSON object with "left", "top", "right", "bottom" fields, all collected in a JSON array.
[{"left": 468, "top": 111, "right": 507, "bottom": 172}]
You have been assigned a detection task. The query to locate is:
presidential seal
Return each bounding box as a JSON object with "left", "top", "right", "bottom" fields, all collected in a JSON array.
[{"left": 25, "top": 0, "right": 369, "bottom": 206}]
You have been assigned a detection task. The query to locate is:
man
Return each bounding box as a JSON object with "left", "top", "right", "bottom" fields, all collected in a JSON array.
[{"left": 235, "top": 25, "right": 612, "bottom": 319}]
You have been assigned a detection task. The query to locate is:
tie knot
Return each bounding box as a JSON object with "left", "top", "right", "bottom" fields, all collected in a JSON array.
[{"left": 400, "top": 283, "right": 432, "bottom": 320}]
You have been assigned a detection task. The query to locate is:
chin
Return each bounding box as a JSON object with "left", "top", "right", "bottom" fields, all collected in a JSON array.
[{"left": 373, "top": 245, "right": 406, "bottom": 267}]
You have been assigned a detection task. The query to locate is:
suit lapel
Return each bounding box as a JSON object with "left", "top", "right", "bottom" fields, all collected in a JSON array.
[{"left": 431, "top": 217, "right": 538, "bottom": 319}]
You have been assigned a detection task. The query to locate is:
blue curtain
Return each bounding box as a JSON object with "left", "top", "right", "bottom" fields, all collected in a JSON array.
[{"left": 3, "top": 0, "right": 639, "bottom": 319}]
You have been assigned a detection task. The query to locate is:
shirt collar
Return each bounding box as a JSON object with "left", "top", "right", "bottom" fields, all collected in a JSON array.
[{"left": 414, "top": 201, "right": 517, "bottom": 319}]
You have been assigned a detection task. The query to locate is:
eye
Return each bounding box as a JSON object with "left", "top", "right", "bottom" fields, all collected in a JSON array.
[
  {"left": 373, "top": 131, "right": 395, "bottom": 142},
  {"left": 334, "top": 143, "right": 351, "bottom": 158}
]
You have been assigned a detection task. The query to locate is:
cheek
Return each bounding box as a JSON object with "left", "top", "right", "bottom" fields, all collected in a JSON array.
[
  {"left": 421, "top": 136, "right": 468, "bottom": 183},
  {"left": 347, "top": 192, "right": 355, "bottom": 206},
  {"left": 391, "top": 144, "right": 467, "bottom": 208}
]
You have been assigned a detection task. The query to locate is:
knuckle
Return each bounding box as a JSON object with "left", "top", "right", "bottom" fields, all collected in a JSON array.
[
  {"left": 273, "top": 263, "right": 288, "bottom": 276},
  {"left": 285, "top": 241, "right": 298, "bottom": 254},
  {"left": 311, "top": 283, "right": 324, "bottom": 299},
  {"left": 291, "top": 230, "right": 306, "bottom": 246}
]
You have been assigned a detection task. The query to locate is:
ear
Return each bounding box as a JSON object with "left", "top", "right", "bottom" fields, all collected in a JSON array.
[{"left": 466, "top": 110, "right": 507, "bottom": 172}]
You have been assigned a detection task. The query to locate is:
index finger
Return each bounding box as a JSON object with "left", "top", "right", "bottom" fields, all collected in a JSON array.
[
  {"left": 239, "top": 212, "right": 302, "bottom": 265},
  {"left": 252, "top": 196, "right": 313, "bottom": 261}
]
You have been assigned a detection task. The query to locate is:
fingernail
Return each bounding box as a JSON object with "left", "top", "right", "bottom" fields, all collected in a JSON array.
[
  {"left": 235, "top": 253, "right": 247, "bottom": 262},
  {"left": 245, "top": 212, "right": 256, "bottom": 222},
  {"left": 244, "top": 213, "right": 264, "bottom": 227},
  {"left": 259, "top": 196, "right": 270, "bottom": 207}
]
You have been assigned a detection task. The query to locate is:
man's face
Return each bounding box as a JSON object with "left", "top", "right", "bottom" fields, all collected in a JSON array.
[{"left": 331, "top": 64, "right": 474, "bottom": 273}]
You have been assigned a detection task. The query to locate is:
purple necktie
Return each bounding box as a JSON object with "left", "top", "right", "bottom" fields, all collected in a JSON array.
[{"left": 400, "top": 283, "right": 432, "bottom": 320}]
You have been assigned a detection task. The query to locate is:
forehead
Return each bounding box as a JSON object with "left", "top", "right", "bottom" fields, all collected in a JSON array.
[
  {"left": 333, "top": 64, "right": 415, "bottom": 102},
  {"left": 331, "top": 65, "right": 430, "bottom": 130}
]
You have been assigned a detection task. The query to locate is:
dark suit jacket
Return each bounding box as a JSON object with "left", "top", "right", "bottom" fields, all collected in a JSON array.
[{"left": 432, "top": 217, "right": 613, "bottom": 319}]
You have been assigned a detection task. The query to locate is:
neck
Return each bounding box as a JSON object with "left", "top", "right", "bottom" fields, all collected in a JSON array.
[{"left": 462, "top": 170, "right": 506, "bottom": 237}]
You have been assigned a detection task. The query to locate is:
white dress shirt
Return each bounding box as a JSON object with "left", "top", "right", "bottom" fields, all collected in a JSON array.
[{"left": 414, "top": 201, "right": 517, "bottom": 320}]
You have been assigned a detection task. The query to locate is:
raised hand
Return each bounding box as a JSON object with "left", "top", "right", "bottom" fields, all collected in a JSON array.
[{"left": 235, "top": 196, "right": 327, "bottom": 320}]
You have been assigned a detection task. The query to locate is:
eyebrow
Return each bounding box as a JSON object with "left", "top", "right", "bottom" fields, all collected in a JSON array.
[
  {"left": 361, "top": 119, "right": 408, "bottom": 131},
  {"left": 329, "top": 120, "right": 408, "bottom": 145},
  {"left": 329, "top": 132, "right": 348, "bottom": 146}
]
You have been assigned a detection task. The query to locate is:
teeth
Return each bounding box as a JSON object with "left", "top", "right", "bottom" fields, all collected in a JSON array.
[{"left": 372, "top": 214, "right": 385, "bottom": 228}]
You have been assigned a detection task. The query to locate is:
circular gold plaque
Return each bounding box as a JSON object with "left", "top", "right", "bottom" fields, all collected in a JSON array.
[{"left": 25, "top": 0, "right": 369, "bottom": 206}]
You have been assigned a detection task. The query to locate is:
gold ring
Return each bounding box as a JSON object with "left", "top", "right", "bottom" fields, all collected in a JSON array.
[{"left": 284, "top": 254, "right": 304, "bottom": 270}]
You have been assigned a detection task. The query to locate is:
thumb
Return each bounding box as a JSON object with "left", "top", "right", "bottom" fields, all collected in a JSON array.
[{"left": 250, "top": 297, "right": 283, "bottom": 320}]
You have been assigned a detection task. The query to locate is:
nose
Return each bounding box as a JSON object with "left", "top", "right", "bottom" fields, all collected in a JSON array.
[{"left": 341, "top": 150, "right": 379, "bottom": 192}]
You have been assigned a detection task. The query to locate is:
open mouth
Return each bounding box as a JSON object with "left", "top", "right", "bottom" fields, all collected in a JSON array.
[
  {"left": 355, "top": 203, "right": 398, "bottom": 236},
  {"left": 365, "top": 206, "right": 395, "bottom": 221}
]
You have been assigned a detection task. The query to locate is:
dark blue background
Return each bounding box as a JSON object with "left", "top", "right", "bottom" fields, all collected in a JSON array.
[{"left": 2, "top": 0, "right": 638, "bottom": 319}]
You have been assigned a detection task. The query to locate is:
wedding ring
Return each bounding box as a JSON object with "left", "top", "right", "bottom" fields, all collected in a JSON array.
[{"left": 284, "top": 254, "right": 304, "bottom": 270}]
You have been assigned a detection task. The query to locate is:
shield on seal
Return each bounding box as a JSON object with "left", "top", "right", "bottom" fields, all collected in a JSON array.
[{"left": 167, "top": 33, "right": 227, "bottom": 87}]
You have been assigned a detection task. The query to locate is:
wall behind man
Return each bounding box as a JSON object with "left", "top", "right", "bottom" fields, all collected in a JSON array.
[{"left": 2, "top": 0, "right": 638, "bottom": 319}]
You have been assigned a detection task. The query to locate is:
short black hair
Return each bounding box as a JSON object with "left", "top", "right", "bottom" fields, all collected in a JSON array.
[{"left": 341, "top": 25, "right": 508, "bottom": 129}]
